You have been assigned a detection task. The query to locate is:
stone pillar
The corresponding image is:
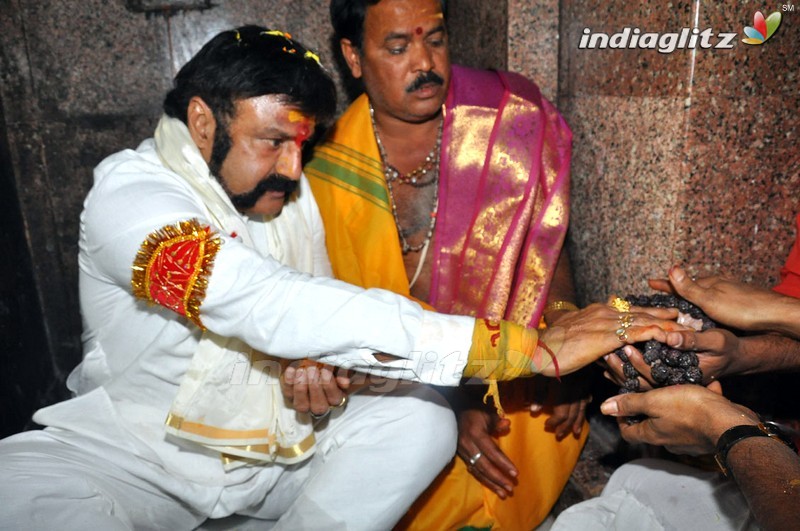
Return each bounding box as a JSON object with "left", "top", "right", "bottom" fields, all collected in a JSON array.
[{"left": 0, "top": 0, "right": 337, "bottom": 436}]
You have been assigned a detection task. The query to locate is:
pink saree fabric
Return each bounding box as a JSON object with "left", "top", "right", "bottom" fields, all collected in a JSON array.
[{"left": 431, "top": 65, "right": 571, "bottom": 325}]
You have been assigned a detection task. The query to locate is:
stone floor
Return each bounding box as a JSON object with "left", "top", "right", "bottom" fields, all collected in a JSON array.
[{"left": 554, "top": 414, "right": 625, "bottom": 507}]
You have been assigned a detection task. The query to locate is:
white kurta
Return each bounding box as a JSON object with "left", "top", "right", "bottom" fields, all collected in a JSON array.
[{"left": 0, "top": 137, "right": 466, "bottom": 529}]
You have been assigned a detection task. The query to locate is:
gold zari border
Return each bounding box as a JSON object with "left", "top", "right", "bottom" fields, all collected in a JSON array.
[{"left": 130, "top": 219, "right": 220, "bottom": 329}]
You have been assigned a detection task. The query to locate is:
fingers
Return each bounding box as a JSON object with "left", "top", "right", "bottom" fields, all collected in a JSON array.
[
  {"left": 283, "top": 362, "right": 349, "bottom": 416},
  {"left": 574, "top": 397, "right": 591, "bottom": 435},
  {"left": 280, "top": 365, "right": 297, "bottom": 404},
  {"left": 647, "top": 277, "right": 674, "bottom": 294},
  {"left": 601, "top": 351, "right": 627, "bottom": 387},
  {"left": 600, "top": 391, "right": 646, "bottom": 418},
  {"left": 528, "top": 377, "right": 549, "bottom": 414},
  {"left": 309, "top": 364, "right": 349, "bottom": 414},
  {"left": 632, "top": 306, "right": 680, "bottom": 320},
  {"left": 706, "top": 380, "right": 723, "bottom": 395},
  {"left": 545, "top": 401, "right": 588, "bottom": 439},
  {"left": 292, "top": 366, "right": 312, "bottom": 413},
  {"left": 665, "top": 329, "right": 697, "bottom": 350},
  {"left": 622, "top": 345, "right": 656, "bottom": 388},
  {"left": 461, "top": 439, "right": 518, "bottom": 499},
  {"left": 545, "top": 402, "right": 577, "bottom": 439},
  {"left": 624, "top": 324, "right": 669, "bottom": 344},
  {"left": 458, "top": 410, "right": 518, "bottom": 498},
  {"left": 668, "top": 265, "right": 702, "bottom": 304},
  {"left": 305, "top": 365, "right": 332, "bottom": 416},
  {"left": 603, "top": 345, "right": 655, "bottom": 390},
  {"left": 335, "top": 369, "right": 353, "bottom": 390},
  {"left": 492, "top": 416, "right": 512, "bottom": 437},
  {"left": 666, "top": 328, "right": 725, "bottom": 352}
]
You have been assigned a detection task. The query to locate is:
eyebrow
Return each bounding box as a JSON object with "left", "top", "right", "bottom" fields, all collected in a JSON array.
[
  {"left": 257, "top": 127, "right": 293, "bottom": 138},
  {"left": 384, "top": 24, "right": 446, "bottom": 43}
]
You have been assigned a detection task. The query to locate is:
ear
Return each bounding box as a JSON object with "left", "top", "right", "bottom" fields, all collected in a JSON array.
[
  {"left": 340, "top": 38, "right": 363, "bottom": 79},
  {"left": 186, "top": 96, "right": 216, "bottom": 162}
]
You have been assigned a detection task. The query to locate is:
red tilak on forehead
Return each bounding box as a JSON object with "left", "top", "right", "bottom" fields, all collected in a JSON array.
[
  {"left": 294, "top": 122, "right": 311, "bottom": 148},
  {"left": 416, "top": 26, "right": 423, "bottom": 35}
]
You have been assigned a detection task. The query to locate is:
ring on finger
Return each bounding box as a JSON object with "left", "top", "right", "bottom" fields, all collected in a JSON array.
[
  {"left": 616, "top": 312, "right": 634, "bottom": 342},
  {"left": 332, "top": 394, "right": 348, "bottom": 409},
  {"left": 467, "top": 451, "right": 482, "bottom": 467},
  {"left": 309, "top": 408, "right": 331, "bottom": 420},
  {"left": 610, "top": 296, "right": 631, "bottom": 313}
]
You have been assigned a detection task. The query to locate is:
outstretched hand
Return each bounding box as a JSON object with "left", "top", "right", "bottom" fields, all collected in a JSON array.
[
  {"left": 603, "top": 325, "right": 743, "bottom": 386},
  {"left": 600, "top": 382, "right": 760, "bottom": 455},
  {"left": 649, "top": 266, "right": 800, "bottom": 337},
  {"left": 537, "top": 300, "right": 687, "bottom": 377}
]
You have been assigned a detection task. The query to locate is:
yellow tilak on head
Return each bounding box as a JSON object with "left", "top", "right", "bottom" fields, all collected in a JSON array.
[
  {"left": 304, "top": 50, "right": 321, "bottom": 66},
  {"left": 262, "top": 30, "right": 293, "bottom": 39},
  {"left": 258, "top": 29, "right": 322, "bottom": 67}
]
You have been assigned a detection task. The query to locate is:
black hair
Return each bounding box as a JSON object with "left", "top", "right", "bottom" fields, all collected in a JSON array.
[
  {"left": 330, "top": 0, "right": 447, "bottom": 50},
  {"left": 163, "top": 25, "right": 336, "bottom": 128}
]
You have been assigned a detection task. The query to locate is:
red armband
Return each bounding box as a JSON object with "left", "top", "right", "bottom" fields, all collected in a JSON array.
[{"left": 131, "top": 219, "right": 220, "bottom": 329}]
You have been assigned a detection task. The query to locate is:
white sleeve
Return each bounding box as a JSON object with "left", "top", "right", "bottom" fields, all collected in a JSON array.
[
  {"left": 298, "top": 173, "right": 334, "bottom": 278},
  {"left": 84, "top": 152, "right": 473, "bottom": 386}
]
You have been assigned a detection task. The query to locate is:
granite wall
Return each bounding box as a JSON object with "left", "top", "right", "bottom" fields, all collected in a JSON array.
[
  {"left": 557, "top": 0, "right": 799, "bottom": 303},
  {"left": 1, "top": 0, "right": 797, "bottom": 436}
]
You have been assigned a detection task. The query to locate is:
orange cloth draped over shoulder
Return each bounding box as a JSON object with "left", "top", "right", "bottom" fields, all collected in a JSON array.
[{"left": 305, "top": 65, "right": 587, "bottom": 531}]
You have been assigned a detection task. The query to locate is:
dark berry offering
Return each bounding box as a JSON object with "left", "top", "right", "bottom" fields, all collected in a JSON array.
[{"left": 613, "top": 293, "right": 714, "bottom": 394}]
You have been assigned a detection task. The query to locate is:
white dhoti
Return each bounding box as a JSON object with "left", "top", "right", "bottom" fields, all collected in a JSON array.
[
  {"left": 0, "top": 384, "right": 456, "bottom": 531},
  {"left": 551, "top": 458, "right": 758, "bottom": 531}
]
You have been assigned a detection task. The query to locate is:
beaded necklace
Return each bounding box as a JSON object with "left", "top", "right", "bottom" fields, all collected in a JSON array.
[{"left": 370, "top": 103, "right": 443, "bottom": 255}]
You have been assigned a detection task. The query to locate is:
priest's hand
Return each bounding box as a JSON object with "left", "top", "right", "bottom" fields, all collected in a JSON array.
[
  {"left": 456, "top": 407, "right": 517, "bottom": 499},
  {"left": 600, "top": 381, "right": 758, "bottom": 455}
]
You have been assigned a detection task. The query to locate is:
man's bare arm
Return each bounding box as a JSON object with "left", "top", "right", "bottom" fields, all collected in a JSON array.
[
  {"left": 602, "top": 384, "right": 800, "bottom": 531},
  {"left": 725, "top": 434, "right": 800, "bottom": 531}
]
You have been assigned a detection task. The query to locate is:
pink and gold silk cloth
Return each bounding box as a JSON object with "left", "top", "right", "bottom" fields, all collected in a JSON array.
[{"left": 306, "top": 65, "right": 585, "bottom": 531}]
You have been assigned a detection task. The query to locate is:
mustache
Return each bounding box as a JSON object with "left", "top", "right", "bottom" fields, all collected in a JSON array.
[
  {"left": 228, "top": 174, "right": 299, "bottom": 210},
  {"left": 405, "top": 71, "right": 445, "bottom": 93}
]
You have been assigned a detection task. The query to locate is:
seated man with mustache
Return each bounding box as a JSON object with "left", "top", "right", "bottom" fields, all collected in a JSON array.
[
  {"left": 0, "top": 24, "right": 676, "bottom": 530},
  {"left": 303, "top": 1, "right": 592, "bottom": 529}
]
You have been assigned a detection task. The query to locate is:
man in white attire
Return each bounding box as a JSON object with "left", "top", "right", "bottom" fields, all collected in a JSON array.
[{"left": 0, "top": 26, "right": 673, "bottom": 530}]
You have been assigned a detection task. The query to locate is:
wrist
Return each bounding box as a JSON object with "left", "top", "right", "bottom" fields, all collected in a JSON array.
[
  {"left": 731, "top": 337, "right": 764, "bottom": 376},
  {"left": 772, "top": 295, "right": 800, "bottom": 338},
  {"left": 707, "top": 412, "right": 760, "bottom": 450},
  {"left": 543, "top": 300, "right": 579, "bottom": 327},
  {"left": 714, "top": 420, "right": 797, "bottom": 476}
]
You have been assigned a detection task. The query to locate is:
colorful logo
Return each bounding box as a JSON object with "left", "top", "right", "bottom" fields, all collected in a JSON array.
[{"left": 742, "top": 11, "right": 782, "bottom": 44}]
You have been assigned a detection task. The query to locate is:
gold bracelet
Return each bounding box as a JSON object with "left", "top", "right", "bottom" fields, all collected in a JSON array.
[{"left": 544, "top": 300, "right": 579, "bottom": 313}]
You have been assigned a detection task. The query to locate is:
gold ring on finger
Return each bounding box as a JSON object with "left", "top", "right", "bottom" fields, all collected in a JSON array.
[
  {"left": 610, "top": 296, "right": 631, "bottom": 313},
  {"left": 332, "top": 394, "right": 348, "bottom": 409}
]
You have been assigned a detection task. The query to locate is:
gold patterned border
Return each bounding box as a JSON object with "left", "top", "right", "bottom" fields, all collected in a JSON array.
[{"left": 131, "top": 219, "right": 220, "bottom": 329}]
